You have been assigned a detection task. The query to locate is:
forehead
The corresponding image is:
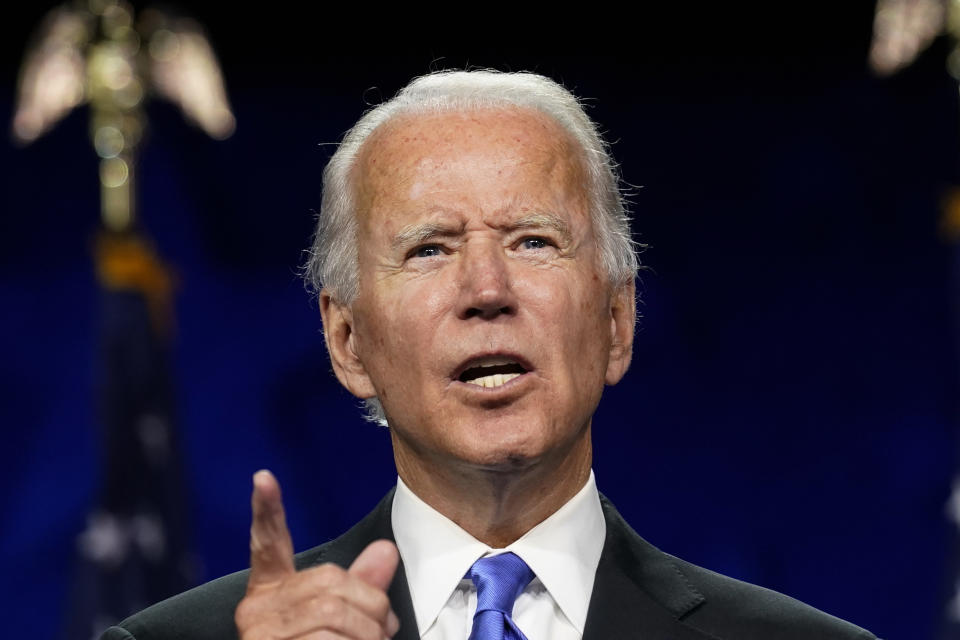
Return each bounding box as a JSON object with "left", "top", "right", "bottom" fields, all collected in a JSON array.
[{"left": 352, "top": 107, "right": 589, "bottom": 219}]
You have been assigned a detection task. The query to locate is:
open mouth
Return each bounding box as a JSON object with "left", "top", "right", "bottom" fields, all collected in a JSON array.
[{"left": 457, "top": 357, "right": 529, "bottom": 388}]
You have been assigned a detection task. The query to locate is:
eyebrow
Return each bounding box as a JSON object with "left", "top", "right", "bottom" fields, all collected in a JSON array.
[
  {"left": 390, "top": 221, "right": 466, "bottom": 252},
  {"left": 509, "top": 213, "right": 572, "bottom": 242},
  {"left": 390, "top": 212, "right": 573, "bottom": 252}
]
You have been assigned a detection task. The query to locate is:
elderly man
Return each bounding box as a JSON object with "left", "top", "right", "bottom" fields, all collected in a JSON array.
[{"left": 102, "top": 70, "right": 877, "bottom": 640}]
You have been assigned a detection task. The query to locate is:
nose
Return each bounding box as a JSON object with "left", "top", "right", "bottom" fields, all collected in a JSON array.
[{"left": 456, "top": 240, "right": 517, "bottom": 320}]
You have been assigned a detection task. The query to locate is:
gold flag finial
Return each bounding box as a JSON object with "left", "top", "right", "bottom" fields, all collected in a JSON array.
[{"left": 12, "top": 1, "right": 235, "bottom": 231}]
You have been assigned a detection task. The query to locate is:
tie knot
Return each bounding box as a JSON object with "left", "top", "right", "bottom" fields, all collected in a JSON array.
[{"left": 468, "top": 552, "right": 534, "bottom": 616}]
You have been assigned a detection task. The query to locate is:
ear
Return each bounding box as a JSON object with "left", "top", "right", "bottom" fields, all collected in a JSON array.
[
  {"left": 605, "top": 279, "right": 636, "bottom": 385},
  {"left": 319, "top": 290, "right": 378, "bottom": 399}
]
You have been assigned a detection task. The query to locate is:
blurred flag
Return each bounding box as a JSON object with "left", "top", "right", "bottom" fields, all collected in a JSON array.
[
  {"left": 11, "top": 5, "right": 232, "bottom": 637},
  {"left": 877, "top": 1, "right": 960, "bottom": 631},
  {"left": 945, "top": 474, "right": 960, "bottom": 638},
  {"left": 939, "top": 188, "right": 960, "bottom": 640},
  {"left": 60, "top": 232, "right": 196, "bottom": 640},
  {"left": 869, "top": 0, "right": 946, "bottom": 76}
]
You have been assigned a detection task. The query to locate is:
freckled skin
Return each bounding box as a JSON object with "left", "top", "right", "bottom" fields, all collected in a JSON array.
[{"left": 322, "top": 107, "right": 635, "bottom": 545}]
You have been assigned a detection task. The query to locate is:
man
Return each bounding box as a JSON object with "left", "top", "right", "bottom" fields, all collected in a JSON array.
[{"left": 101, "top": 70, "right": 878, "bottom": 640}]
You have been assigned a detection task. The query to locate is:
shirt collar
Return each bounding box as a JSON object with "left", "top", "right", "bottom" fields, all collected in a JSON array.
[{"left": 391, "top": 471, "right": 606, "bottom": 635}]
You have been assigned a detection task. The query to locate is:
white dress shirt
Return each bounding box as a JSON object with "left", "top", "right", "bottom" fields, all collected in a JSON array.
[{"left": 391, "top": 471, "right": 606, "bottom": 640}]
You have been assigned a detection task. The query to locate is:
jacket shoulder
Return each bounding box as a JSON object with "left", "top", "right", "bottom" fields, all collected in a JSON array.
[
  {"left": 596, "top": 494, "right": 877, "bottom": 640},
  {"left": 100, "top": 540, "right": 335, "bottom": 640},
  {"left": 671, "top": 554, "right": 877, "bottom": 640},
  {"left": 106, "top": 567, "right": 249, "bottom": 640},
  {"left": 99, "top": 491, "right": 397, "bottom": 640}
]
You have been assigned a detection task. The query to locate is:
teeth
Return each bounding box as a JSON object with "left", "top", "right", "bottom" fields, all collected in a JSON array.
[{"left": 466, "top": 372, "right": 522, "bottom": 388}]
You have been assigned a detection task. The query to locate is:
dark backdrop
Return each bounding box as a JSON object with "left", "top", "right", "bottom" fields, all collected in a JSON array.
[{"left": 1, "top": 3, "right": 957, "bottom": 640}]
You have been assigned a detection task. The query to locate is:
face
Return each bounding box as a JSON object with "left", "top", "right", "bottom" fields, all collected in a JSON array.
[{"left": 321, "top": 107, "right": 634, "bottom": 478}]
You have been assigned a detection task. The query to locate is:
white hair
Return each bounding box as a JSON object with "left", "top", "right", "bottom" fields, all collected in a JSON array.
[{"left": 303, "top": 69, "right": 638, "bottom": 425}]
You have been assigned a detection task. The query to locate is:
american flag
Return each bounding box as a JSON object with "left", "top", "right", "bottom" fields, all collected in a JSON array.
[
  {"left": 60, "top": 232, "right": 196, "bottom": 640},
  {"left": 944, "top": 473, "right": 960, "bottom": 638},
  {"left": 938, "top": 186, "right": 960, "bottom": 639}
]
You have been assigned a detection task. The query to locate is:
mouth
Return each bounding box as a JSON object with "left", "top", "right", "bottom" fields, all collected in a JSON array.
[{"left": 454, "top": 355, "right": 531, "bottom": 389}]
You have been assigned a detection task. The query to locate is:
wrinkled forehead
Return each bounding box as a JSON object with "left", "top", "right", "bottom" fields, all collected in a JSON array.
[{"left": 350, "top": 106, "right": 591, "bottom": 213}]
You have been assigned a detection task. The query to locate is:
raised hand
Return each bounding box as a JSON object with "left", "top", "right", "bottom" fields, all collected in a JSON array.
[{"left": 234, "top": 470, "right": 400, "bottom": 639}]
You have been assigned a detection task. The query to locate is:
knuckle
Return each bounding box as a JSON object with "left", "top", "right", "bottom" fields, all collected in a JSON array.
[
  {"left": 249, "top": 526, "right": 269, "bottom": 553},
  {"left": 312, "top": 562, "right": 346, "bottom": 586},
  {"left": 234, "top": 598, "right": 255, "bottom": 628},
  {"left": 314, "top": 594, "right": 344, "bottom": 620},
  {"left": 370, "top": 590, "right": 390, "bottom": 618}
]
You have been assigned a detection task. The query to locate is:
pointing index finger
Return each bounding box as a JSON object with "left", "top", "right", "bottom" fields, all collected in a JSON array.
[{"left": 247, "top": 469, "right": 295, "bottom": 591}]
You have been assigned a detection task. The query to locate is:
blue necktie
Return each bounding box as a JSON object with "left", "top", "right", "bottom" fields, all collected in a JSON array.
[{"left": 467, "top": 552, "right": 535, "bottom": 640}]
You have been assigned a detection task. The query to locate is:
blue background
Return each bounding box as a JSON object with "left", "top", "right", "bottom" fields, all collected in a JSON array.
[{"left": 1, "top": 4, "right": 956, "bottom": 639}]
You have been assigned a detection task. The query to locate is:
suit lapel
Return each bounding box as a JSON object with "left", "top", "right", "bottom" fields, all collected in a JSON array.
[
  {"left": 313, "top": 489, "right": 718, "bottom": 640},
  {"left": 305, "top": 488, "right": 419, "bottom": 640},
  {"left": 583, "top": 495, "right": 715, "bottom": 640}
]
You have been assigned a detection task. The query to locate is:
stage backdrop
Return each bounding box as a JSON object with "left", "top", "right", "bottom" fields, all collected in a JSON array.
[{"left": 1, "top": 5, "right": 956, "bottom": 640}]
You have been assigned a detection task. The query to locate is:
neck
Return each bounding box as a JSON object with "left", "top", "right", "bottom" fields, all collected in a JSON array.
[{"left": 392, "top": 428, "right": 593, "bottom": 548}]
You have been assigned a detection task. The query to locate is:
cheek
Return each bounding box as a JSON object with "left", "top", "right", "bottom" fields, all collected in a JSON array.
[
  {"left": 390, "top": 277, "right": 454, "bottom": 337},
  {"left": 522, "top": 270, "right": 607, "bottom": 332},
  {"left": 357, "top": 278, "right": 453, "bottom": 374},
  {"left": 524, "top": 275, "right": 610, "bottom": 379}
]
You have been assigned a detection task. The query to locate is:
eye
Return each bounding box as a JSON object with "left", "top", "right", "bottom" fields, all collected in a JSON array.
[
  {"left": 518, "top": 236, "right": 551, "bottom": 250},
  {"left": 411, "top": 244, "right": 444, "bottom": 259}
]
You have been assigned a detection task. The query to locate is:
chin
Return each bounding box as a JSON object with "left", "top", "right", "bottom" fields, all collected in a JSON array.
[
  {"left": 456, "top": 427, "right": 551, "bottom": 471},
  {"left": 463, "top": 450, "right": 542, "bottom": 474}
]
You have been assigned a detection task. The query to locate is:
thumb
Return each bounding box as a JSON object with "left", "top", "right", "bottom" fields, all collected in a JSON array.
[
  {"left": 247, "top": 469, "right": 296, "bottom": 590},
  {"left": 348, "top": 539, "right": 400, "bottom": 591}
]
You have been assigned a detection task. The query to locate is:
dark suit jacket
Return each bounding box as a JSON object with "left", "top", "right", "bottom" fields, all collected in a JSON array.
[{"left": 101, "top": 489, "right": 877, "bottom": 640}]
